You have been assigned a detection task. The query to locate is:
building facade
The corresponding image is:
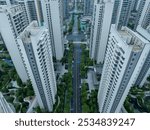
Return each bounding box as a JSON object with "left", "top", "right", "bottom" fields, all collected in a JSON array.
[
  {"left": 0, "top": 0, "right": 10, "bottom": 5},
  {"left": 90, "top": 0, "right": 114, "bottom": 64},
  {"left": 98, "top": 25, "right": 150, "bottom": 113},
  {"left": 0, "top": 92, "right": 14, "bottom": 113},
  {"left": 129, "top": 0, "right": 146, "bottom": 30},
  {"left": 83, "top": 0, "right": 94, "bottom": 16},
  {"left": 134, "top": 0, "right": 150, "bottom": 87},
  {"left": 41, "top": 0, "right": 64, "bottom": 60},
  {"left": 0, "top": 0, "right": 15, "bottom": 5},
  {"left": 17, "top": 21, "right": 57, "bottom": 112},
  {"left": 134, "top": 27, "right": 150, "bottom": 87},
  {"left": 138, "top": 0, "right": 150, "bottom": 29},
  {"left": 24, "top": 0, "right": 38, "bottom": 23},
  {"left": 16, "top": 0, "right": 30, "bottom": 25},
  {"left": 111, "top": 0, "right": 120, "bottom": 24},
  {"left": 63, "top": 0, "right": 69, "bottom": 20},
  {"left": 115, "top": 0, "right": 133, "bottom": 30},
  {"left": 16, "top": 0, "right": 43, "bottom": 25},
  {"left": 0, "top": 5, "right": 29, "bottom": 82}
]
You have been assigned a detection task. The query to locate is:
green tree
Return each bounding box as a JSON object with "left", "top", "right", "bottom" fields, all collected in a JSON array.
[
  {"left": 18, "top": 95, "right": 23, "bottom": 102},
  {"left": 16, "top": 77, "right": 22, "bottom": 87},
  {"left": 14, "top": 103, "right": 21, "bottom": 113},
  {"left": 5, "top": 96, "right": 14, "bottom": 103},
  {"left": 1, "top": 87, "right": 9, "bottom": 93},
  {"left": 82, "top": 104, "right": 89, "bottom": 113},
  {"left": 34, "top": 106, "right": 42, "bottom": 113},
  {"left": 9, "top": 69, "right": 16, "bottom": 80}
]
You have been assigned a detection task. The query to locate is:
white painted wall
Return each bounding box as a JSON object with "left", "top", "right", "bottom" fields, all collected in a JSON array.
[
  {"left": 0, "top": 9, "right": 28, "bottom": 82},
  {"left": 41, "top": 0, "right": 64, "bottom": 60},
  {"left": 96, "top": 1, "right": 114, "bottom": 64},
  {"left": 90, "top": 0, "right": 114, "bottom": 64}
]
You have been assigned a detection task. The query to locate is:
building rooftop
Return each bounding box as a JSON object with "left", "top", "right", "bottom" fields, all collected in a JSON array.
[
  {"left": 111, "top": 25, "right": 149, "bottom": 52},
  {"left": 19, "top": 21, "right": 46, "bottom": 44},
  {"left": 118, "top": 29, "right": 132, "bottom": 45},
  {"left": 119, "top": 26, "right": 149, "bottom": 43},
  {"left": 118, "top": 26, "right": 149, "bottom": 49}
]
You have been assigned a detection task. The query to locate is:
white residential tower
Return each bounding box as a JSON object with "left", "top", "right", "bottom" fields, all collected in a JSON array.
[
  {"left": 90, "top": 0, "right": 114, "bottom": 64},
  {"left": 17, "top": 21, "right": 57, "bottom": 112},
  {"left": 0, "top": 5, "right": 29, "bottom": 82},
  {"left": 115, "top": 0, "right": 133, "bottom": 30},
  {"left": 41, "top": 0, "right": 64, "bottom": 60},
  {"left": 98, "top": 25, "right": 150, "bottom": 113}
]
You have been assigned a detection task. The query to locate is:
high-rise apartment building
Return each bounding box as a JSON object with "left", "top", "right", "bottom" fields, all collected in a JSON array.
[
  {"left": 16, "top": 0, "right": 29, "bottom": 25},
  {"left": 138, "top": 0, "right": 150, "bottom": 29},
  {"left": 20, "top": 0, "right": 37, "bottom": 23},
  {"left": 83, "top": 0, "right": 94, "bottom": 16},
  {"left": 98, "top": 25, "right": 150, "bottom": 113},
  {"left": 41, "top": 0, "right": 64, "bottom": 60},
  {"left": 135, "top": 26, "right": 150, "bottom": 87},
  {"left": 111, "top": 0, "right": 120, "bottom": 24},
  {"left": 135, "top": 0, "right": 150, "bottom": 87},
  {"left": 63, "top": 0, "right": 69, "bottom": 20},
  {"left": 0, "top": 5, "right": 29, "bottom": 82},
  {"left": 33, "top": 0, "right": 44, "bottom": 25},
  {"left": 17, "top": 21, "right": 57, "bottom": 112},
  {"left": 116, "top": 0, "right": 133, "bottom": 30},
  {"left": 89, "top": 0, "right": 114, "bottom": 64},
  {"left": 16, "top": 0, "right": 43, "bottom": 25},
  {"left": 131, "top": 0, "right": 146, "bottom": 30}
]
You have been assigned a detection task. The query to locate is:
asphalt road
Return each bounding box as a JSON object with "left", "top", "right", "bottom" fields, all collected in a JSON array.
[
  {"left": 72, "top": 43, "right": 82, "bottom": 113},
  {"left": 67, "top": 14, "right": 85, "bottom": 42},
  {"left": 68, "top": 1, "right": 82, "bottom": 113},
  {"left": 70, "top": 4, "right": 82, "bottom": 112}
]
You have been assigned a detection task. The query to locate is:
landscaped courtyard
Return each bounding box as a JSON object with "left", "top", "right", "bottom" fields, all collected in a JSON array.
[
  {"left": 124, "top": 76, "right": 150, "bottom": 113},
  {"left": 0, "top": 44, "right": 35, "bottom": 113}
]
